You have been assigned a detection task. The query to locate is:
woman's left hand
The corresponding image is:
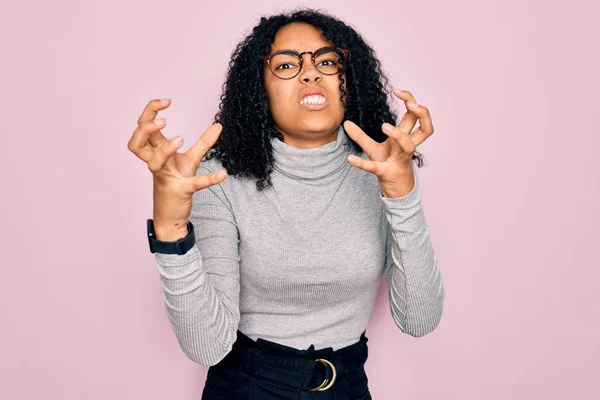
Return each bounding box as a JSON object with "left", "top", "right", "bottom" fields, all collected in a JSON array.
[{"left": 343, "top": 89, "right": 434, "bottom": 198}]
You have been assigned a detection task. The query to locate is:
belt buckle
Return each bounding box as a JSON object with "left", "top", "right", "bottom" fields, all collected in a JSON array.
[{"left": 308, "top": 358, "right": 337, "bottom": 391}]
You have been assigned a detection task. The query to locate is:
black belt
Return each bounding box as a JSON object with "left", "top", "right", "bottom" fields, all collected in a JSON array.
[{"left": 230, "top": 330, "right": 369, "bottom": 392}]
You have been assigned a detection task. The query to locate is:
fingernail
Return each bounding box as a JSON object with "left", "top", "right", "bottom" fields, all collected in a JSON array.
[
  {"left": 172, "top": 136, "right": 182, "bottom": 144},
  {"left": 407, "top": 102, "right": 419, "bottom": 109},
  {"left": 394, "top": 89, "right": 404, "bottom": 94},
  {"left": 218, "top": 170, "right": 228, "bottom": 179},
  {"left": 154, "top": 118, "right": 165, "bottom": 126},
  {"left": 161, "top": 99, "right": 170, "bottom": 104},
  {"left": 382, "top": 122, "right": 394, "bottom": 133}
]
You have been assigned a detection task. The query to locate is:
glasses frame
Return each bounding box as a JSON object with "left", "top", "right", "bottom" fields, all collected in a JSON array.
[{"left": 264, "top": 46, "right": 350, "bottom": 80}]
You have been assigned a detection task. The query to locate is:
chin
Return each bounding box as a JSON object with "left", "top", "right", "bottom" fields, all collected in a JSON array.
[
  {"left": 298, "top": 116, "right": 342, "bottom": 134},
  {"left": 300, "top": 124, "right": 337, "bottom": 135}
]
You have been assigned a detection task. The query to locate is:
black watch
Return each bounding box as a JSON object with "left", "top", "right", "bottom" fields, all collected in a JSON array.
[{"left": 147, "top": 219, "right": 195, "bottom": 255}]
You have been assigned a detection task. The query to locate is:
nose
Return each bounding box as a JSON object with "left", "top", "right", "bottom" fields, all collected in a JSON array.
[{"left": 298, "top": 54, "right": 322, "bottom": 83}]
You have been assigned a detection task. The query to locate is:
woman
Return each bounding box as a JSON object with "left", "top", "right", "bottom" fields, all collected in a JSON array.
[{"left": 128, "top": 9, "right": 444, "bottom": 400}]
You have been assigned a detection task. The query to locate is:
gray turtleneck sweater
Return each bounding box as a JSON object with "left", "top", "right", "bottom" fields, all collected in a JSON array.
[{"left": 154, "top": 125, "right": 445, "bottom": 366}]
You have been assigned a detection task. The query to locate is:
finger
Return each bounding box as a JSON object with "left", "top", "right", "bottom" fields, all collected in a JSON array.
[
  {"left": 188, "top": 123, "right": 223, "bottom": 165},
  {"left": 409, "top": 126, "right": 434, "bottom": 147},
  {"left": 403, "top": 104, "right": 434, "bottom": 146},
  {"left": 408, "top": 104, "right": 434, "bottom": 136},
  {"left": 393, "top": 89, "right": 417, "bottom": 104},
  {"left": 187, "top": 169, "right": 228, "bottom": 193},
  {"left": 381, "top": 124, "right": 417, "bottom": 154},
  {"left": 393, "top": 90, "right": 434, "bottom": 139},
  {"left": 381, "top": 122, "right": 405, "bottom": 141},
  {"left": 393, "top": 89, "right": 418, "bottom": 132},
  {"left": 396, "top": 107, "right": 418, "bottom": 134},
  {"left": 128, "top": 119, "right": 168, "bottom": 159},
  {"left": 147, "top": 136, "right": 184, "bottom": 173},
  {"left": 128, "top": 141, "right": 153, "bottom": 163},
  {"left": 137, "top": 98, "right": 171, "bottom": 146},
  {"left": 346, "top": 154, "right": 384, "bottom": 177},
  {"left": 137, "top": 98, "right": 171, "bottom": 125},
  {"left": 148, "top": 119, "right": 168, "bottom": 147},
  {"left": 343, "top": 120, "right": 376, "bottom": 152}
]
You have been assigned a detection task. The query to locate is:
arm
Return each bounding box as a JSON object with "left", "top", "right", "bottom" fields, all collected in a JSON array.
[
  {"left": 153, "top": 165, "right": 240, "bottom": 366},
  {"left": 382, "top": 164, "right": 445, "bottom": 337}
]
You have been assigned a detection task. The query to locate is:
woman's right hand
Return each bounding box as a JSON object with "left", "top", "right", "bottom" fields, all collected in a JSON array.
[{"left": 127, "top": 99, "right": 228, "bottom": 241}]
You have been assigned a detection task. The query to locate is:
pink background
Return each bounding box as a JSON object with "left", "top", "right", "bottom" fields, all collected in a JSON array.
[{"left": 1, "top": 0, "right": 598, "bottom": 398}]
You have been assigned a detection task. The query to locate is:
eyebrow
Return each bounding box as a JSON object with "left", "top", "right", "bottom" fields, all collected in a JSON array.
[{"left": 271, "top": 45, "right": 332, "bottom": 53}]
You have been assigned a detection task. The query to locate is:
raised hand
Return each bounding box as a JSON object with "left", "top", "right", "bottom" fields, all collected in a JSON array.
[
  {"left": 343, "top": 89, "right": 434, "bottom": 198},
  {"left": 127, "top": 99, "right": 228, "bottom": 240}
]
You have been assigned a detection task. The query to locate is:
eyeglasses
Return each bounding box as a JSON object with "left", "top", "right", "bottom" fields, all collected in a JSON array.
[{"left": 264, "top": 46, "right": 350, "bottom": 80}]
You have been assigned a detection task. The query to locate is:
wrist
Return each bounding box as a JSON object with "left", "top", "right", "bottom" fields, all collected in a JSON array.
[
  {"left": 153, "top": 219, "right": 189, "bottom": 241},
  {"left": 147, "top": 219, "right": 195, "bottom": 255},
  {"left": 380, "top": 173, "right": 415, "bottom": 198}
]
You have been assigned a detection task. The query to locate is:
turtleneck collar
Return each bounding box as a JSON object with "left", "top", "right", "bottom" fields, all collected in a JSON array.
[{"left": 271, "top": 125, "right": 352, "bottom": 180}]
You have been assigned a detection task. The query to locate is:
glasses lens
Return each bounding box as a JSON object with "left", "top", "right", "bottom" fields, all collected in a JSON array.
[
  {"left": 314, "top": 48, "right": 346, "bottom": 75},
  {"left": 269, "top": 52, "right": 301, "bottom": 79}
]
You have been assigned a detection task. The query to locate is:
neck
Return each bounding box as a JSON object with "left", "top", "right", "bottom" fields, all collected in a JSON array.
[
  {"left": 271, "top": 125, "right": 351, "bottom": 181},
  {"left": 277, "top": 128, "right": 338, "bottom": 149}
]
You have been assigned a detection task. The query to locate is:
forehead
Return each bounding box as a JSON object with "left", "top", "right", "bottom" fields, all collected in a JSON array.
[{"left": 270, "top": 23, "right": 331, "bottom": 52}]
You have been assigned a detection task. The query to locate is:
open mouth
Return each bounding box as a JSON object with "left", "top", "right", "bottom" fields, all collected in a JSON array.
[
  {"left": 299, "top": 95, "right": 328, "bottom": 110},
  {"left": 300, "top": 95, "right": 327, "bottom": 105}
]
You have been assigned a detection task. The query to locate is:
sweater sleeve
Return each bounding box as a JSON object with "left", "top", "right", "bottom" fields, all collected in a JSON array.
[
  {"left": 382, "top": 162, "right": 445, "bottom": 337},
  {"left": 153, "top": 165, "right": 241, "bottom": 366}
]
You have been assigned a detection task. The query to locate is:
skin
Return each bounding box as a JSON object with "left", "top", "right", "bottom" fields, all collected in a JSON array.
[{"left": 264, "top": 23, "right": 346, "bottom": 149}]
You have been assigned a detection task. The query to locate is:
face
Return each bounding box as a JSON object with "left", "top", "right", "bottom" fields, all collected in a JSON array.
[{"left": 264, "top": 23, "right": 346, "bottom": 148}]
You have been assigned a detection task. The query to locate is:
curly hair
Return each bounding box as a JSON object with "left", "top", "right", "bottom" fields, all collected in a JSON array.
[{"left": 207, "top": 8, "right": 424, "bottom": 191}]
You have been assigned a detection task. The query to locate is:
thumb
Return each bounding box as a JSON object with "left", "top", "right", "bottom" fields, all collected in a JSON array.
[
  {"left": 188, "top": 123, "right": 223, "bottom": 166},
  {"left": 186, "top": 169, "right": 228, "bottom": 194}
]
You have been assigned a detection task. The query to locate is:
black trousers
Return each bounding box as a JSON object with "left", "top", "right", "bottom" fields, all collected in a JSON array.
[{"left": 201, "top": 330, "right": 372, "bottom": 399}]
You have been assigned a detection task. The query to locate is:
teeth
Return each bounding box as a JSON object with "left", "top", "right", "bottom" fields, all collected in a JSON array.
[{"left": 300, "top": 95, "right": 327, "bottom": 105}]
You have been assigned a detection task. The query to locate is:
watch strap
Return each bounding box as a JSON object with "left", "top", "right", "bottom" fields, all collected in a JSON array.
[{"left": 147, "top": 219, "right": 195, "bottom": 255}]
